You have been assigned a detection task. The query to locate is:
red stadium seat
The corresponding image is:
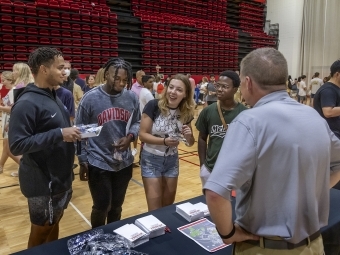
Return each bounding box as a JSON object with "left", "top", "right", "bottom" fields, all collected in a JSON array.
[
  {"left": 51, "top": 38, "right": 61, "bottom": 45},
  {"left": 3, "top": 45, "right": 14, "bottom": 52},
  {"left": 14, "top": 26, "right": 26, "bottom": 34},
  {"left": 82, "top": 50, "right": 91, "bottom": 55},
  {"left": 40, "top": 38, "right": 50, "bottom": 44},
  {"left": 0, "top": 35, "right": 14, "bottom": 42},
  {"left": 27, "top": 36, "right": 38, "bottom": 43},
  {"left": 1, "top": 15, "right": 12, "bottom": 23},
  {"left": 62, "top": 48, "right": 72, "bottom": 55},
  {"left": 3, "top": 63, "right": 13, "bottom": 70},
  {"left": 92, "top": 42, "right": 100, "bottom": 48},
  {"left": 1, "top": 25, "right": 13, "bottom": 32},
  {"left": 82, "top": 41, "right": 92, "bottom": 47},
  {"left": 16, "top": 54, "right": 28, "bottom": 61},
  {"left": 3, "top": 54, "right": 14, "bottom": 61},
  {"left": 16, "top": 46, "right": 27, "bottom": 52}
]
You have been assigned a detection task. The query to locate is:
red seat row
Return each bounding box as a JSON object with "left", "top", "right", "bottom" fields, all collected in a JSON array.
[
  {"left": 35, "top": 0, "right": 110, "bottom": 12},
  {"left": 62, "top": 48, "right": 118, "bottom": 57},
  {"left": 0, "top": 15, "right": 116, "bottom": 28},
  {"left": 239, "top": 3, "right": 264, "bottom": 12},
  {"left": 0, "top": 25, "right": 117, "bottom": 36},
  {"left": 1, "top": 35, "right": 118, "bottom": 48}
]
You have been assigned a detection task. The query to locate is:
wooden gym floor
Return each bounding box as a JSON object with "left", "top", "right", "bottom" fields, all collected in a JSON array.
[{"left": 0, "top": 106, "right": 205, "bottom": 254}]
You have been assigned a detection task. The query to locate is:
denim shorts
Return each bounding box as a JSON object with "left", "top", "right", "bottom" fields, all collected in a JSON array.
[{"left": 141, "top": 150, "right": 179, "bottom": 178}]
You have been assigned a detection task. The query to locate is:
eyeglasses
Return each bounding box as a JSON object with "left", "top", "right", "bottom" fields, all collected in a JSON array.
[{"left": 214, "top": 83, "right": 230, "bottom": 90}]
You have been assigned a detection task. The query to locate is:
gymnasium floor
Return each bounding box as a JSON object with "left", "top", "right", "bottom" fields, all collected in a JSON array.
[{"left": 0, "top": 106, "right": 205, "bottom": 254}]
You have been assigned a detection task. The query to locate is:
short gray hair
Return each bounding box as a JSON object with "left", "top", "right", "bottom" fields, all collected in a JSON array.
[{"left": 240, "top": 48, "right": 288, "bottom": 89}]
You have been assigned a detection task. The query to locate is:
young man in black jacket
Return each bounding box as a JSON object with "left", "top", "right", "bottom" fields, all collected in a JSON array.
[{"left": 8, "top": 47, "right": 81, "bottom": 248}]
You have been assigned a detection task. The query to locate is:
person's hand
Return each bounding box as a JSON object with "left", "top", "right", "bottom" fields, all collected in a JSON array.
[
  {"left": 112, "top": 136, "right": 132, "bottom": 151},
  {"left": 222, "top": 224, "right": 260, "bottom": 245},
  {"left": 182, "top": 125, "right": 193, "bottom": 140},
  {"left": 62, "top": 127, "right": 82, "bottom": 142},
  {"left": 4, "top": 123, "right": 9, "bottom": 132},
  {"left": 79, "top": 163, "right": 89, "bottom": 181},
  {"left": 164, "top": 137, "right": 179, "bottom": 147}
]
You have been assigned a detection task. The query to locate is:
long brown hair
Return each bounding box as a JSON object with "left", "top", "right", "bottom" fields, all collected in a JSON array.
[{"left": 158, "top": 74, "right": 195, "bottom": 123}]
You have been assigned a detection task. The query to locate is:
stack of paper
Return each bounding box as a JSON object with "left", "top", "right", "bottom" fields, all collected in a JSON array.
[
  {"left": 135, "top": 215, "right": 166, "bottom": 238},
  {"left": 194, "top": 202, "right": 210, "bottom": 216},
  {"left": 176, "top": 202, "right": 204, "bottom": 222},
  {"left": 113, "top": 224, "right": 149, "bottom": 248}
]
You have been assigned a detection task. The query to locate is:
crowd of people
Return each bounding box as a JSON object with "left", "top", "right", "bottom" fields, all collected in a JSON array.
[{"left": 1, "top": 46, "right": 340, "bottom": 254}]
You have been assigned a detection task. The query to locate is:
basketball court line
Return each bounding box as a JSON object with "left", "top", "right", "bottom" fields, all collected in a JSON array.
[
  {"left": 131, "top": 178, "right": 144, "bottom": 187},
  {"left": 69, "top": 202, "right": 92, "bottom": 227},
  {"left": 179, "top": 157, "right": 200, "bottom": 167},
  {"left": 179, "top": 154, "right": 198, "bottom": 160},
  {"left": 0, "top": 183, "right": 19, "bottom": 189}
]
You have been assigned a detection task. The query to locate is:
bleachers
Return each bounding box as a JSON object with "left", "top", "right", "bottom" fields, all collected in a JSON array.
[
  {"left": 132, "top": 0, "right": 239, "bottom": 74},
  {"left": 0, "top": 0, "right": 278, "bottom": 74},
  {"left": 0, "top": 0, "right": 118, "bottom": 72}
]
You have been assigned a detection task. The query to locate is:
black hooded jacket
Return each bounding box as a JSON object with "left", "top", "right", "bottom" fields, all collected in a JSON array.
[{"left": 8, "top": 84, "right": 75, "bottom": 197}]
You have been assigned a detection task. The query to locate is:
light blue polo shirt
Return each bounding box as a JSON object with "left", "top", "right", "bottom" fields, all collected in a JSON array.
[{"left": 204, "top": 90, "right": 340, "bottom": 244}]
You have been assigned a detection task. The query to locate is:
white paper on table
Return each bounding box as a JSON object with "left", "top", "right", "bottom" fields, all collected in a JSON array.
[
  {"left": 178, "top": 218, "right": 229, "bottom": 253},
  {"left": 135, "top": 215, "right": 166, "bottom": 232},
  {"left": 194, "top": 202, "right": 210, "bottom": 216},
  {"left": 113, "top": 224, "right": 147, "bottom": 242}
]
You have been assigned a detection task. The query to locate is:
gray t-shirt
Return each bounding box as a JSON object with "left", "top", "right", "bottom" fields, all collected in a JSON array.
[
  {"left": 76, "top": 86, "right": 140, "bottom": 171},
  {"left": 204, "top": 90, "right": 340, "bottom": 244},
  {"left": 205, "top": 82, "right": 217, "bottom": 102}
]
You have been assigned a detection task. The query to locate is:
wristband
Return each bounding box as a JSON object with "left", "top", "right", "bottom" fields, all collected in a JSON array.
[
  {"left": 163, "top": 137, "right": 167, "bottom": 146},
  {"left": 60, "top": 128, "right": 63, "bottom": 136},
  {"left": 216, "top": 224, "right": 235, "bottom": 239}
]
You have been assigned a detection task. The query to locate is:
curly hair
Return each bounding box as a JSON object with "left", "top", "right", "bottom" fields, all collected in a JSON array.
[
  {"left": 102, "top": 58, "right": 133, "bottom": 89},
  {"left": 158, "top": 74, "right": 195, "bottom": 123}
]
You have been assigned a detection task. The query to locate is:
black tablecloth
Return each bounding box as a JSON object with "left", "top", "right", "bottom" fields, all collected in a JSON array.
[{"left": 14, "top": 189, "right": 340, "bottom": 255}]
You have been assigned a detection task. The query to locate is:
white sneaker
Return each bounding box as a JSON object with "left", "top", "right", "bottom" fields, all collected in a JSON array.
[
  {"left": 11, "top": 171, "right": 18, "bottom": 177},
  {"left": 132, "top": 148, "right": 138, "bottom": 157}
]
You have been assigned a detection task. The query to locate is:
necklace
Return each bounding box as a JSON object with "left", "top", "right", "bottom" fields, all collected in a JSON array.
[
  {"left": 169, "top": 109, "right": 177, "bottom": 121},
  {"left": 220, "top": 101, "right": 237, "bottom": 114}
]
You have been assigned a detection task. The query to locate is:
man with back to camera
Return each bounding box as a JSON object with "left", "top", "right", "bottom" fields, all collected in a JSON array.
[
  {"left": 195, "top": 70, "right": 247, "bottom": 187},
  {"left": 72, "top": 68, "right": 86, "bottom": 92},
  {"left": 309, "top": 72, "right": 323, "bottom": 106},
  {"left": 8, "top": 47, "right": 81, "bottom": 248},
  {"left": 206, "top": 74, "right": 217, "bottom": 105},
  {"left": 298, "top": 75, "right": 307, "bottom": 104},
  {"left": 204, "top": 48, "right": 340, "bottom": 254}
]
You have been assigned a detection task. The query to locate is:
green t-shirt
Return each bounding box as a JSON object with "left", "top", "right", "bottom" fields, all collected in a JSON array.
[{"left": 195, "top": 102, "right": 247, "bottom": 171}]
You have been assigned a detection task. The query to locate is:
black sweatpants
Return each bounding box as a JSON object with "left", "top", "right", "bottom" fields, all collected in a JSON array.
[{"left": 88, "top": 164, "right": 133, "bottom": 228}]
